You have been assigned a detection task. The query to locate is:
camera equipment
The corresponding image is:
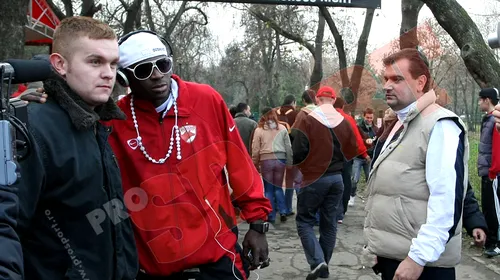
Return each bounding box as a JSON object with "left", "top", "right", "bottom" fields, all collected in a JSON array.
[
  {"left": 488, "top": 22, "right": 500, "bottom": 49},
  {"left": 0, "top": 58, "right": 52, "bottom": 185}
]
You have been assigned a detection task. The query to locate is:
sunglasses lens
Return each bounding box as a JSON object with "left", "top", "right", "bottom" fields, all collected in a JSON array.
[
  {"left": 134, "top": 63, "right": 154, "bottom": 80},
  {"left": 156, "top": 58, "right": 171, "bottom": 74}
]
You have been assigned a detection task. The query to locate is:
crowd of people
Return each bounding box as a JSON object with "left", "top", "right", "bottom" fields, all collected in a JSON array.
[{"left": 1, "top": 14, "right": 500, "bottom": 280}]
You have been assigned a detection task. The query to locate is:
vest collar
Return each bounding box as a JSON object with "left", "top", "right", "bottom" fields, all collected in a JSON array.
[{"left": 403, "top": 89, "right": 437, "bottom": 123}]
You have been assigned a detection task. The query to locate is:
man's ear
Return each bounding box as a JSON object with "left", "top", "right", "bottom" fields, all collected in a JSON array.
[
  {"left": 417, "top": 75, "right": 428, "bottom": 92},
  {"left": 50, "top": 53, "right": 67, "bottom": 77}
]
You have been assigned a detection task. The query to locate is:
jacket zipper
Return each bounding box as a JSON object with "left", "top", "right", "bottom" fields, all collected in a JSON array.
[{"left": 159, "top": 114, "right": 168, "bottom": 152}]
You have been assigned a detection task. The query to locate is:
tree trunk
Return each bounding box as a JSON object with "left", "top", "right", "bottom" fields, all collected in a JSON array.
[
  {"left": 122, "top": 0, "right": 144, "bottom": 34},
  {"left": 62, "top": 0, "right": 73, "bottom": 17},
  {"left": 309, "top": 9, "right": 325, "bottom": 90},
  {"left": 400, "top": 0, "right": 424, "bottom": 49},
  {"left": 422, "top": 0, "right": 500, "bottom": 88},
  {"left": 144, "top": 0, "right": 156, "bottom": 32},
  {"left": 46, "top": 0, "right": 67, "bottom": 19},
  {"left": 452, "top": 75, "right": 458, "bottom": 113},
  {"left": 0, "top": 0, "right": 29, "bottom": 61},
  {"left": 80, "top": 0, "right": 101, "bottom": 17},
  {"left": 274, "top": 31, "right": 282, "bottom": 105},
  {"left": 349, "top": 8, "right": 375, "bottom": 111},
  {"left": 320, "top": 6, "right": 349, "bottom": 88},
  {"left": 248, "top": 7, "right": 315, "bottom": 57},
  {"left": 165, "top": 1, "right": 188, "bottom": 39}
]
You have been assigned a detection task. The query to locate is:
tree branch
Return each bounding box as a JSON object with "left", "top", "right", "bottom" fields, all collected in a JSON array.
[
  {"left": 422, "top": 0, "right": 500, "bottom": 88},
  {"left": 248, "top": 7, "right": 315, "bottom": 57},
  {"left": 350, "top": 8, "right": 375, "bottom": 95},
  {"left": 320, "top": 6, "right": 348, "bottom": 87},
  {"left": 45, "top": 0, "right": 66, "bottom": 19},
  {"left": 119, "top": 0, "right": 129, "bottom": 10},
  {"left": 80, "top": 0, "right": 102, "bottom": 17},
  {"left": 400, "top": 0, "right": 424, "bottom": 49},
  {"left": 144, "top": 0, "right": 156, "bottom": 32},
  {"left": 165, "top": 1, "right": 188, "bottom": 38},
  {"left": 61, "top": 0, "right": 73, "bottom": 17},
  {"left": 310, "top": 8, "right": 325, "bottom": 89},
  {"left": 122, "top": 0, "right": 143, "bottom": 34}
]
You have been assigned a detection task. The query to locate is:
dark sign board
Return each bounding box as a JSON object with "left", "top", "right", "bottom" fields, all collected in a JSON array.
[{"left": 180, "top": 0, "right": 381, "bottom": 9}]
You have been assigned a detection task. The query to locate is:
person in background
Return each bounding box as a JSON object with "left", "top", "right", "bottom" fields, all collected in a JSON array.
[
  {"left": 349, "top": 108, "right": 378, "bottom": 206},
  {"left": 277, "top": 94, "right": 298, "bottom": 128},
  {"left": 291, "top": 90, "right": 318, "bottom": 224},
  {"left": 293, "top": 86, "right": 358, "bottom": 280},
  {"left": 333, "top": 97, "right": 368, "bottom": 224},
  {"left": 252, "top": 107, "right": 293, "bottom": 223},
  {"left": 375, "top": 108, "right": 397, "bottom": 139},
  {"left": 279, "top": 93, "right": 303, "bottom": 217},
  {"left": 234, "top": 102, "right": 258, "bottom": 154},
  {"left": 229, "top": 105, "right": 238, "bottom": 118},
  {"left": 477, "top": 88, "right": 500, "bottom": 257}
]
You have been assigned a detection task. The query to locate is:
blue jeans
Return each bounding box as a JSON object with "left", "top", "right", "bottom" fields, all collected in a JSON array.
[
  {"left": 351, "top": 158, "right": 370, "bottom": 197},
  {"left": 261, "top": 159, "right": 286, "bottom": 221},
  {"left": 296, "top": 174, "right": 344, "bottom": 269},
  {"left": 285, "top": 166, "right": 302, "bottom": 214}
]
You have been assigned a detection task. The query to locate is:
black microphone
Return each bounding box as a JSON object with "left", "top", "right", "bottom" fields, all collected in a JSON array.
[{"left": 1, "top": 59, "right": 52, "bottom": 84}]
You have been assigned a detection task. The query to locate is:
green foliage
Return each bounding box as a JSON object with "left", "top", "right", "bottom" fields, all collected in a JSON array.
[{"left": 468, "top": 132, "right": 481, "bottom": 205}]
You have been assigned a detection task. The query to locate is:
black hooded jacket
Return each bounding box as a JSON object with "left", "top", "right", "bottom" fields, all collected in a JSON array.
[{"left": 14, "top": 76, "right": 138, "bottom": 280}]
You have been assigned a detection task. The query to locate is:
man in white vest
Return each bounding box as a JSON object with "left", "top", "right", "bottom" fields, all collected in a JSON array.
[{"left": 364, "top": 48, "right": 468, "bottom": 280}]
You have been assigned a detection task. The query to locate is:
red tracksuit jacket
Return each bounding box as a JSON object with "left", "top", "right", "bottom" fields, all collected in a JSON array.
[{"left": 106, "top": 75, "right": 271, "bottom": 276}]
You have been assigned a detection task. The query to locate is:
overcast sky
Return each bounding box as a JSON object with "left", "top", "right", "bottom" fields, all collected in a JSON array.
[{"left": 204, "top": 0, "right": 500, "bottom": 53}]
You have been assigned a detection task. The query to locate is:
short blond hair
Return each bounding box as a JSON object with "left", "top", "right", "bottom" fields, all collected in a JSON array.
[{"left": 52, "top": 16, "right": 116, "bottom": 58}]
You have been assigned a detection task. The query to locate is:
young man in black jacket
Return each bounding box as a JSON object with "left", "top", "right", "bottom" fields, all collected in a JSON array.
[
  {"left": 8, "top": 16, "right": 138, "bottom": 279},
  {"left": 0, "top": 186, "right": 22, "bottom": 279}
]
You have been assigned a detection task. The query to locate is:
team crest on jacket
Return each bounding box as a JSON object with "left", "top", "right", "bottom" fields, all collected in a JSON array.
[
  {"left": 127, "top": 138, "right": 139, "bottom": 150},
  {"left": 180, "top": 125, "right": 197, "bottom": 143}
]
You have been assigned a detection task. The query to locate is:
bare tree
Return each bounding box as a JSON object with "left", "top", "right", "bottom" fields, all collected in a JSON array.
[
  {"left": 119, "top": 0, "right": 144, "bottom": 34},
  {"left": 400, "top": 0, "right": 424, "bottom": 49},
  {"left": 46, "top": 0, "right": 102, "bottom": 19},
  {"left": 310, "top": 10, "right": 325, "bottom": 90},
  {"left": 421, "top": 0, "right": 500, "bottom": 88},
  {"left": 320, "top": 7, "right": 374, "bottom": 111},
  {"left": 247, "top": 5, "right": 323, "bottom": 88}
]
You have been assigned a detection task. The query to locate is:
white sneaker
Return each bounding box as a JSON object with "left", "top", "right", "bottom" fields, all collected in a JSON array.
[
  {"left": 306, "top": 262, "right": 328, "bottom": 280},
  {"left": 348, "top": 196, "right": 355, "bottom": 206}
]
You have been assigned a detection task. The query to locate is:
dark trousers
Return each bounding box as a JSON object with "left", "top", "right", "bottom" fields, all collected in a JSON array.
[
  {"left": 296, "top": 174, "right": 344, "bottom": 269},
  {"left": 137, "top": 243, "right": 249, "bottom": 280},
  {"left": 481, "top": 176, "right": 500, "bottom": 248},
  {"left": 374, "top": 257, "right": 455, "bottom": 280},
  {"left": 336, "top": 160, "right": 353, "bottom": 221}
]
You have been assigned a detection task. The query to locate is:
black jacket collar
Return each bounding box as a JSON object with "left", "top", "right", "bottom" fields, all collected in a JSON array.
[{"left": 44, "top": 76, "right": 126, "bottom": 131}]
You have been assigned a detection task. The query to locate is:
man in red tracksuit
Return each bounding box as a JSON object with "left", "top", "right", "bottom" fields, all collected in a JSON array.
[{"left": 106, "top": 30, "right": 272, "bottom": 279}]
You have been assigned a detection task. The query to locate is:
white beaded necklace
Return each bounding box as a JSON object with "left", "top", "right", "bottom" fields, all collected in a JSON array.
[{"left": 130, "top": 94, "right": 182, "bottom": 164}]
